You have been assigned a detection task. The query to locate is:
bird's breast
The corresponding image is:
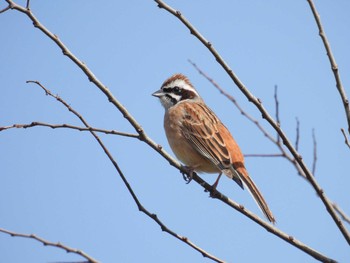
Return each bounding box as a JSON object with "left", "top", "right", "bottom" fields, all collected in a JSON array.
[{"left": 163, "top": 107, "right": 219, "bottom": 174}]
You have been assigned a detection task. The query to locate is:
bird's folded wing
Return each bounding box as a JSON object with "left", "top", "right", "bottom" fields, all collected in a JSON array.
[{"left": 181, "top": 103, "right": 231, "bottom": 171}]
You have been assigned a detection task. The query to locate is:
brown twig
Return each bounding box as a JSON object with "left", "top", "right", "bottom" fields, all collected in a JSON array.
[
  {"left": 0, "top": 4, "right": 10, "bottom": 13},
  {"left": 306, "top": 0, "right": 350, "bottom": 134},
  {"left": 274, "top": 85, "right": 281, "bottom": 144},
  {"left": 333, "top": 203, "right": 350, "bottom": 225},
  {"left": 0, "top": 227, "right": 99, "bottom": 263},
  {"left": 312, "top": 129, "right": 317, "bottom": 175},
  {"left": 340, "top": 128, "right": 350, "bottom": 148},
  {"left": 244, "top": 153, "right": 284, "bottom": 158},
  {"left": 0, "top": 122, "right": 139, "bottom": 138},
  {"left": 295, "top": 118, "right": 300, "bottom": 151},
  {"left": 156, "top": 0, "right": 350, "bottom": 245},
  {"left": 2, "top": 2, "right": 338, "bottom": 262},
  {"left": 26, "top": 80, "right": 225, "bottom": 263}
]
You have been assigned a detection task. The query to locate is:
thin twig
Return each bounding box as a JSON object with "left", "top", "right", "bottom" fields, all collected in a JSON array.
[
  {"left": 306, "top": 0, "right": 350, "bottom": 134},
  {"left": 312, "top": 129, "right": 317, "bottom": 175},
  {"left": 340, "top": 128, "right": 350, "bottom": 148},
  {"left": 333, "top": 203, "right": 350, "bottom": 225},
  {"left": 295, "top": 118, "right": 300, "bottom": 151},
  {"left": 244, "top": 153, "right": 284, "bottom": 158},
  {"left": 26, "top": 81, "right": 225, "bottom": 263},
  {"left": 157, "top": 0, "right": 350, "bottom": 245},
  {"left": 0, "top": 227, "right": 99, "bottom": 263},
  {"left": 0, "top": 122, "right": 139, "bottom": 138},
  {"left": 0, "top": 5, "right": 10, "bottom": 13},
  {"left": 274, "top": 85, "right": 281, "bottom": 144}
]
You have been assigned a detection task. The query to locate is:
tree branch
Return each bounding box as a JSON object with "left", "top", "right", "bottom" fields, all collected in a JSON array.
[
  {"left": 312, "top": 129, "right": 317, "bottom": 175},
  {"left": 340, "top": 128, "right": 350, "bottom": 148},
  {"left": 0, "top": 122, "right": 139, "bottom": 138},
  {"left": 157, "top": 0, "right": 350, "bottom": 244},
  {"left": 0, "top": 4, "right": 10, "bottom": 13},
  {"left": 306, "top": 0, "right": 350, "bottom": 135},
  {"left": 0, "top": 227, "right": 99, "bottom": 263},
  {"left": 333, "top": 203, "right": 350, "bottom": 225}
]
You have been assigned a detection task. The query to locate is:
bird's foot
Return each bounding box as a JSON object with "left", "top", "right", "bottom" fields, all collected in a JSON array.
[{"left": 180, "top": 165, "right": 195, "bottom": 184}]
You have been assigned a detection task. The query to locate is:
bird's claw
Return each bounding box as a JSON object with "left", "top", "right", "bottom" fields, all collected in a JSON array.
[{"left": 180, "top": 166, "right": 194, "bottom": 184}]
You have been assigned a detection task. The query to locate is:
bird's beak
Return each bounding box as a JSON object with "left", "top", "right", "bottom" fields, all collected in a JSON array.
[{"left": 152, "top": 89, "right": 164, "bottom": 98}]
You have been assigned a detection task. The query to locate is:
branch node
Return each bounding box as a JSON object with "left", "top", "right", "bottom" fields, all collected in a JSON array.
[{"left": 318, "top": 188, "right": 324, "bottom": 198}]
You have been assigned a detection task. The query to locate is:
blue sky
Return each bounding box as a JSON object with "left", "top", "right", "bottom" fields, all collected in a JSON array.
[{"left": 1, "top": 1, "right": 349, "bottom": 262}]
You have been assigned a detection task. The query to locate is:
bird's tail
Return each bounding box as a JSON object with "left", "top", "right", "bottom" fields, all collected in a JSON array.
[{"left": 237, "top": 168, "right": 276, "bottom": 224}]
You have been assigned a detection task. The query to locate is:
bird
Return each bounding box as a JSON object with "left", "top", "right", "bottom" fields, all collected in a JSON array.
[{"left": 152, "top": 73, "right": 275, "bottom": 223}]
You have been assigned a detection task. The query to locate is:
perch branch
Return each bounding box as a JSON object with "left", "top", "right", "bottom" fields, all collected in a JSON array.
[{"left": 157, "top": 1, "right": 350, "bottom": 244}]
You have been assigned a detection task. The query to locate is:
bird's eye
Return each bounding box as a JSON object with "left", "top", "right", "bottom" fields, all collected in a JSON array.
[{"left": 173, "top": 86, "right": 180, "bottom": 93}]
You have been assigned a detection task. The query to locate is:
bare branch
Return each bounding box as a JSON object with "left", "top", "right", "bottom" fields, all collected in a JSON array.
[
  {"left": 157, "top": 0, "right": 350, "bottom": 244},
  {"left": 333, "top": 203, "right": 350, "bottom": 225},
  {"left": 0, "top": 5, "right": 10, "bottom": 13},
  {"left": 312, "top": 129, "right": 317, "bottom": 175},
  {"left": 244, "top": 153, "right": 284, "bottom": 158},
  {"left": 295, "top": 118, "right": 300, "bottom": 151},
  {"left": 27, "top": 81, "right": 225, "bottom": 263},
  {"left": 0, "top": 227, "right": 99, "bottom": 263},
  {"left": 306, "top": 0, "right": 350, "bottom": 134},
  {"left": 0, "top": 122, "right": 139, "bottom": 138},
  {"left": 274, "top": 85, "right": 281, "bottom": 144},
  {"left": 341, "top": 128, "right": 350, "bottom": 148}
]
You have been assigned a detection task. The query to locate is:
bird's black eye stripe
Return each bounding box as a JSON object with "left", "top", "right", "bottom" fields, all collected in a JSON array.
[
  {"left": 173, "top": 86, "right": 180, "bottom": 94},
  {"left": 163, "top": 86, "right": 182, "bottom": 95}
]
